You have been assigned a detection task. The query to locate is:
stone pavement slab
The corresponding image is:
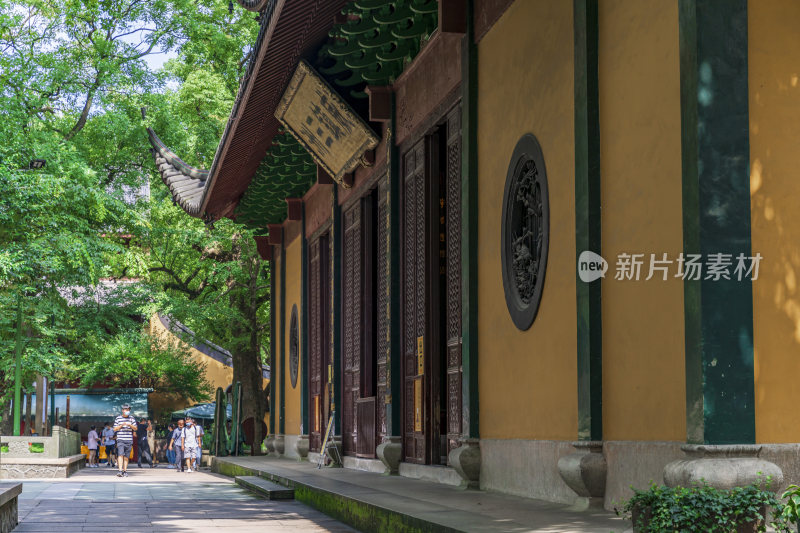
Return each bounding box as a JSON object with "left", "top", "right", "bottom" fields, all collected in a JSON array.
[
  {"left": 214, "top": 456, "right": 628, "bottom": 533},
  {"left": 14, "top": 465, "right": 357, "bottom": 532}
]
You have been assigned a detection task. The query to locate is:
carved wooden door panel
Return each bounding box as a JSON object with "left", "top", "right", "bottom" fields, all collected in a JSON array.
[
  {"left": 376, "top": 177, "right": 389, "bottom": 442},
  {"left": 444, "top": 107, "right": 463, "bottom": 458},
  {"left": 342, "top": 203, "right": 362, "bottom": 456},
  {"left": 402, "top": 140, "right": 427, "bottom": 464},
  {"left": 308, "top": 233, "right": 329, "bottom": 452}
]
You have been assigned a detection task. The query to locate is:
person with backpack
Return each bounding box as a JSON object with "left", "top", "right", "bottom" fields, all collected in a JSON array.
[
  {"left": 136, "top": 417, "right": 153, "bottom": 468},
  {"left": 182, "top": 417, "right": 200, "bottom": 473},
  {"left": 165, "top": 424, "right": 176, "bottom": 468},
  {"left": 168, "top": 419, "right": 185, "bottom": 472},
  {"left": 102, "top": 422, "right": 116, "bottom": 468}
]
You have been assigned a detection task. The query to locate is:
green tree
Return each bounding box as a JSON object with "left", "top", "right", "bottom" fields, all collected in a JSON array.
[
  {"left": 141, "top": 197, "right": 270, "bottom": 451},
  {"left": 0, "top": 0, "right": 266, "bottom": 440}
]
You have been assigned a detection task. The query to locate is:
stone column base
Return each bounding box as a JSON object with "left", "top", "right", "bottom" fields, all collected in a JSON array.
[
  {"left": 294, "top": 435, "right": 310, "bottom": 461},
  {"left": 377, "top": 436, "right": 402, "bottom": 475},
  {"left": 274, "top": 434, "right": 286, "bottom": 456},
  {"left": 448, "top": 438, "right": 481, "bottom": 489},
  {"left": 557, "top": 441, "right": 607, "bottom": 509},
  {"left": 664, "top": 445, "right": 783, "bottom": 491},
  {"left": 325, "top": 437, "right": 343, "bottom": 467},
  {"left": 265, "top": 435, "right": 276, "bottom": 455}
]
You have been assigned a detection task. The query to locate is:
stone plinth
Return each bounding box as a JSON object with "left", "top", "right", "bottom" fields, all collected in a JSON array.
[
  {"left": 0, "top": 454, "right": 85, "bottom": 479},
  {"left": 294, "top": 435, "right": 309, "bottom": 461},
  {"left": 449, "top": 438, "right": 481, "bottom": 489},
  {"left": 376, "top": 436, "right": 402, "bottom": 475},
  {"left": 0, "top": 483, "right": 21, "bottom": 533},
  {"left": 664, "top": 445, "right": 783, "bottom": 491},
  {"left": 557, "top": 441, "right": 607, "bottom": 508}
]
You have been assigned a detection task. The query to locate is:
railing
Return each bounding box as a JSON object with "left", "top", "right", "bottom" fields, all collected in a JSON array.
[{"left": 0, "top": 426, "right": 81, "bottom": 459}]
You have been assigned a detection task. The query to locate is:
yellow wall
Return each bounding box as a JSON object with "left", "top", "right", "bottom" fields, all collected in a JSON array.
[
  {"left": 149, "top": 314, "right": 234, "bottom": 392},
  {"left": 283, "top": 233, "right": 302, "bottom": 435},
  {"left": 598, "top": 0, "right": 685, "bottom": 441},
  {"left": 749, "top": 0, "right": 800, "bottom": 443},
  {"left": 477, "top": 0, "right": 577, "bottom": 440}
]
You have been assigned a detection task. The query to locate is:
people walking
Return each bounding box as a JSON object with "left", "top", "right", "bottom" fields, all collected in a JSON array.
[
  {"left": 168, "top": 419, "right": 185, "bottom": 472},
  {"left": 87, "top": 425, "right": 99, "bottom": 468},
  {"left": 102, "top": 422, "right": 116, "bottom": 467},
  {"left": 137, "top": 417, "right": 153, "bottom": 468},
  {"left": 147, "top": 420, "right": 156, "bottom": 466},
  {"left": 183, "top": 417, "right": 200, "bottom": 472},
  {"left": 165, "top": 424, "right": 176, "bottom": 468},
  {"left": 113, "top": 403, "right": 137, "bottom": 478},
  {"left": 193, "top": 419, "right": 204, "bottom": 470}
]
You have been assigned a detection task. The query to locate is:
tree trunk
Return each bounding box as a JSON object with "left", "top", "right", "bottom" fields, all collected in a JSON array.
[{"left": 231, "top": 292, "right": 266, "bottom": 455}]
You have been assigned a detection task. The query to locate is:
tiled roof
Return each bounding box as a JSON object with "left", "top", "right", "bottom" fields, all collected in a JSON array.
[
  {"left": 235, "top": 0, "right": 270, "bottom": 11},
  {"left": 147, "top": 126, "right": 210, "bottom": 215}
]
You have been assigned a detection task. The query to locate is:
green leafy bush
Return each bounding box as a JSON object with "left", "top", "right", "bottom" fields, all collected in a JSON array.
[
  {"left": 780, "top": 484, "right": 800, "bottom": 527},
  {"left": 615, "top": 481, "right": 789, "bottom": 532},
  {"left": 28, "top": 443, "right": 44, "bottom": 453}
]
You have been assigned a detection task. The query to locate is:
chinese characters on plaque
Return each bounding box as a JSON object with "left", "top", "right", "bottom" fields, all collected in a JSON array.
[{"left": 275, "top": 61, "right": 379, "bottom": 187}]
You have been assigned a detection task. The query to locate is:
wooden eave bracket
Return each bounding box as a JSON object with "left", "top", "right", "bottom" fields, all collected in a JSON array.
[
  {"left": 267, "top": 224, "right": 283, "bottom": 245},
  {"left": 253, "top": 235, "right": 273, "bottom": 260},
  {"left": 439, "top": 0, "right": 467, "bottom": 34},
  {"left": 286, "top": 198, "right": 303, "bottom": 221},
  {"left": 317, "top": 165, "right": 334, "bottom": 185},
  {"left": 365, "top": 85, "right": 393, "bottom": 123}
]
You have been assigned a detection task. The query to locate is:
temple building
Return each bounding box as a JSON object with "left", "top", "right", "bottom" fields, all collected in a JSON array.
[{"left": 146, "top": 0, "right": 800, "bottom": 510}]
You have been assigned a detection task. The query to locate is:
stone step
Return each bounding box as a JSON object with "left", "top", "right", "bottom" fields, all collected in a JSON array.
[{"left": 235, "top": 475, "right": 294, "bottom": 500}]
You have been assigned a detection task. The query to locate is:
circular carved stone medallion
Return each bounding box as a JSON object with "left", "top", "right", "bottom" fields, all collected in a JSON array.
[
  {"left": 501, "top": 134, "right": 550, "bottom": 331},
  {"left": 289, "top": 304, "right": 299, "bottom": 388}
]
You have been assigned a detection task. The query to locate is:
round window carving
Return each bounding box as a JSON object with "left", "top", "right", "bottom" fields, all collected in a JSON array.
[
  {"left": 289, "top": 304, "right": 299, "bottom": 388},
  {"left": 501, "top": 134, "right": 550, "bottom": 331}
]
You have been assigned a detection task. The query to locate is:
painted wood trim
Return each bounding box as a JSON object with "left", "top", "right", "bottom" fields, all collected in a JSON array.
[
  {"left": 679, "top": 0, "right": 754, "bottom": 445},
  {"left": 574, "top": 0, "right": 602, "bottom": 442},
  {"left": 332, "top": 186, "right": 343, "bottom": 438},
  {"left": 269, "top": 258, "right": 276, "bottom": 437},
  {"left": 279, "top": 231, "right": 286, "bottom": 435},
  {"left": 387, "top": 94, "right": 403, "bottom": 439},
  {"left": 301, "top": 203, "right": 309, "bottom": 435},
  {"left": 460, "top": 0, "right": 479, "bottom": 440}
]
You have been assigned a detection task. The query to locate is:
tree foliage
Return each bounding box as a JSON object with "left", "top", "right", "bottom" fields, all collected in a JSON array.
[{"left": 0, "top": 0, "right": 266, "bottom": 430}]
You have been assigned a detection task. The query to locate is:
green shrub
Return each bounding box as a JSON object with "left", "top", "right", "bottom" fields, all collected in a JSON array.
[
  {"left": 615, "top": 480, "right": 790, "bottom": 532},
  {"left": 780, "top": 484, "right": 800, "bottom": 527},
  {"left": 0, "top": 445, "right": 8, "bottom": 453},
  {"left": 28, "top": 443, "right": 44, "bottom": 453}
]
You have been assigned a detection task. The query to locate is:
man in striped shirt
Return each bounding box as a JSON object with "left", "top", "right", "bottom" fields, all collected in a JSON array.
[{"left": 113, "top": 403, "right": 137, "bottom": 478}]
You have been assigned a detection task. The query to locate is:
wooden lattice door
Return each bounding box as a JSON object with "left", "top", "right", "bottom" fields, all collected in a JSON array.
[
  {"left": 342, "top": 202, "right": 362, "bottom": 456},
  {"left": 308, "top": 234, "right": 330, "bottom": 452},
  {"left": 444, "top": 107, "right": 463, "bottom": 457},
  {"left": 402, "top": 139, "right": 429, "bottom": 464}
]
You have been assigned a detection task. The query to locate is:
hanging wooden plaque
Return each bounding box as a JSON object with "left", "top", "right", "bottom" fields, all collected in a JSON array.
[{"left": 275, "top": 61, "right": 379, "bottom": 188}]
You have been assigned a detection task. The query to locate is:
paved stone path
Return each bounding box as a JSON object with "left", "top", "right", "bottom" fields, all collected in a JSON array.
[{"left": 14, "top": 466, "right": 356, "bottom": 532}]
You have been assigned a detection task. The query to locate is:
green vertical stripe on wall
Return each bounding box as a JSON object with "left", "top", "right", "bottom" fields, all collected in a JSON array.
[
  {"left": 269, "top": 256, "right": 276, "bottom": 438},
  {"left": 574, "top": 0, "right": 602, "bottom": 442},
  {"left": 301, "top": 204, "right": 309, "bottom": 435},
  {"left": 460, "top": 0, "right": 479, "bottom": 440},
  {"left": 279, "top": 232, "right": 286, "bottom": 435},
  {"left": 679, "top": 0, "right": 754, "bottom": 445},
  {"left": 387, "top": 94, "right": 402, "bottom": 438},
  {"left": 332, "top": 187, "right": 343, "bottom": 437}
]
